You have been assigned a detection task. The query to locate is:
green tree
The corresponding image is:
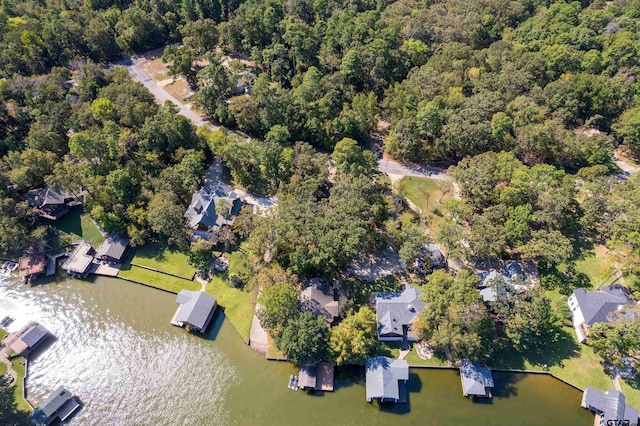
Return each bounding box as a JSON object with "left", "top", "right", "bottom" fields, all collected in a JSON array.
[
  {"left": 590, "top": 308, "right": 640, "bottom": 369},
  {"left": 505, "top": 289, "right": 563, "bottom": 353},
  {"left": 614, "top": 106, "right": 640, "bottom": 154},
  {"left": 415, "top": 270, "right": 495, "bottom": 361},
  {"left": 331, "top": 138, "right": 377, "bottom": 176},
  {"left": 0, "top": 383, "right": 31, "bottom": 426},
  {"left": 257, "top": 283, "right": 300, "bottom": 338},
  {"left": 329, "top": 306, "right": 378, "bottom": 365},
  {"left": 278, "top": 312, "right": 329, "bottom": 365}
]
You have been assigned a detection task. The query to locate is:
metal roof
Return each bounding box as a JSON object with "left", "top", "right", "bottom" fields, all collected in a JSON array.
[
  {"left": 32, "top": 386, "right": 73, "bottom": 424},
  {"left": 460, "top": 359, "right": 494, "bottom": 396},
  {"left": 19, "top": 323, "right": 49, "bottom": 349},
  {"left": 175, "top": 290, "right": 217, "bottom": 330},
  {"left": 96, "top": 234, "right": 129, "bottom": 261},
  {"left": 365, "top": 357, "right": 409, "bottom": 401},
  {"left": 583, "top": 388, "right": 638, "bottom": 422}
]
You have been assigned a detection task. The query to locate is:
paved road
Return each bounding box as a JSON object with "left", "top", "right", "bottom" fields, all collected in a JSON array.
[
  {"left": 378, "top": 159, "right": 449, "bottom": 181},
  {"left": 121, "top": 56, "right": 212, "bottom": 128}
]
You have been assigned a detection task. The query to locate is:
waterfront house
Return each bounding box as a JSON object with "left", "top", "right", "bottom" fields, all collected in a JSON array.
[
  {"left": 460, "top": 359, "right": 494, "bottom": 398},
  {"left": 298, "top": 362, "right": 335, "bottom": 392},
  {"left": 184, "top": 189, "right": 243, "bottom": 240},
  {"left": 95, "top": 235, "right": 129, "bottom": 264},
  {"left": 9, "top": 323, "right": 50, "bottom": 355},
  {"left": 299, "top": 279, "right": 340, "bottom": 327},
  {"left": 365, "top": 356, "right": 409, "bottom": 403},
  {"left": 32, "top": 386, "right": 81, "bottom": 425},
  {"left": 567, "top": 284, "right": 634, "bottom": 343},
  {"left": 62, "top": 241, "right": 95, "bottom": 278},
  {"left": 477, "top": 261, "right": 529, "bottom": 303},
  {"left": 374, "top": 286, "right": 425, "bottom": 346},
  {"left": 581, "top": 388, "right": 638, "bottom": 425},
  {"left": 25, "top": 186, "right": 84, "bottom": 221},
  {"left": 18, "top": 252, "right": 49, "bottom": 281},
  {"left": 171, "top": 290, "right": 217, "bottom": 333}
]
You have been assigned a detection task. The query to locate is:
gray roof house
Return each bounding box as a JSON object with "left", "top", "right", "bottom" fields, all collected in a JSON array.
[
  {"left": 95, "top": 235, "right": 129, "bottom": 263},
  {"left": 299, "top": 279, "right": 340, "bottom": 327},
  {"left": 32, "top": 386, "right": 80, "bottom": 425},
  {"left": 365, "top": 356, "right": 409, "bottom": 403},
  {"left": 171, "top": 290, "right": 217, "bottom": 333},
  {"left": 460, "top": 359, "right": 494, "bottom": 398},
  {"left": 413, "top": 243, "right": 446, "bottom": 274},
  {"left": 184, "top": 190, "right": 243, "bottom": 239},
  {"left": 375, "top": 286, "right": 426, "bottom": 344},
  {"left": 567, "top": 284, "right": 633, "bottom": 343},
  {"left": 581, "top": 388, "right": 638, "bottom": 424},
  {"left": 19, "top": 323, "right": 49, "bottom": 351},
  {"left": 25, "top": 186, "right": 84, "bottom": 220}
]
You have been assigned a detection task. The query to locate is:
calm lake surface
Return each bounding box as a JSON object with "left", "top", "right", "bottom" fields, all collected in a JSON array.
[{"left": 0, "top": 272, "right": 591, "bottom": 425}]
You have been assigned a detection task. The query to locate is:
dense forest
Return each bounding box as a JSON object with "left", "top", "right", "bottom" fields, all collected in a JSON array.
[{"left": 1, "top": 0, "right": 640, "bottom": 371}]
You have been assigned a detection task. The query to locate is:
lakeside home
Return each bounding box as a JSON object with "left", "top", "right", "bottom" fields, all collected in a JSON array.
[
  {"left": 567, "top": 284, "right": 634, "bottom": 343},
  {"left": 299, "top": 279, "right": 340, "bottom": 327},
  {"left": 184, "top": 188, "right": 243, "bottom": 241},
  {"left": 62, "top": 241, "right": 95, "bottom": 278},
  {"left": 460, "top": 359, "right": 494, "bottom": 398},
  {"left": 581, "top": 388, "right": 638, "bottom": 425},
  {"left": 25, "top": 186, "right": 84, "bottom": 221},
  {"left": 365, "top": 356, "right": 409, "bottom": 403},
  {"left": 32, "top": 386, "right": 80, "bottom": 425},
  {"left": 95, "top": 235, "right": 129, "bottom": 264},
  {"left": 374, "top": 286, "right": 425, "bottom": 346},
  {"left": 171, "top": 290, "right": 217, "bottom": 333}
]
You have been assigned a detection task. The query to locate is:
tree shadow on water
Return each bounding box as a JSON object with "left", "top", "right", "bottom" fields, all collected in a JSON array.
[
  {"left": 377, "top": 372, "right": 422, "bottom": 415},
  {"left": 492, "top": 371, "right": 525, "bottom": 399}
]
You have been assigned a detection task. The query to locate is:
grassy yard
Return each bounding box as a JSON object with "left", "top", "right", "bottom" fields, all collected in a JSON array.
[
  {"left": 396, "top": 176, "right": 452, "bottom": 230},
  {"left": 12, "top": 356, "right": 30, "bottom": 411},
  {"left": 118, "top": 263, "right": 199, "bottom": 293},
  {"left": 54, "top": 208, "right": 105, "bottom": 246},
  {"left": 128, "top": 242, "right": 196, "bottom": 279},
  {"left": 573, "top": 246, "right": 617, "bottom": 288},
  {"left": 205, "top": 276, "right": 254, "bottom": 343},
  {"left": 266, "top": 335, "right": 286, "bottom": 360}
]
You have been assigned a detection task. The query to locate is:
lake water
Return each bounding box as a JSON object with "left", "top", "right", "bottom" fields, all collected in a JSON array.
[{"left": 0, "top": 272, "right": 591, "bottom": 425}]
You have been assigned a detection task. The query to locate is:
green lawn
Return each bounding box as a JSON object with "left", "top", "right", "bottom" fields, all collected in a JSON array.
[
  {"left": 266, "top": 335, "right": 286, "bottom": 360},
  {"left": 205, "top": 276, "right": 255, "bottom": 343},
  {"left": 54, "top": 208, "right": 105, "bottom": 246},
  {"left": 0, "top": 362, "right": 6, "bottom": 377},
  {"left": 12, "top": 356, "right": 30, "bottom": 411},
  {"left": 396, "top": 176, "right": 452, "bottom": 230},
  {"left": 118, "top": 264, "right": 199, "bottom": 293},
  {"left": 128, "top": 242, "right": 196, "bottom": 279},
  {"left": 573, "top": 246, "right": 617, "bottom": 288},
  {"left": 619, "top": 376, "right": 640, "bottom": 409}
]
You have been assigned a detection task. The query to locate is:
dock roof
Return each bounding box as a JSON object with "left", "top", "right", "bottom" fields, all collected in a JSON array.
[
  {"left": 460, "top": 359, "right": 494, "bottom": 397},
  {"left": 18, "top": 253, "right": 48, "bottom": 276},
  {"left": 365, "top": 356, "right": 409, "bottom": 402},
  {"left": 96, "top": 234, "right": 129, "bottom": 261},
  {"left": 63, "top": 241, "right": 94, "bottom": 274},
  {"left": 19, "top": 323, "right": 49, "bottom": 349},
  {"left": 175, "top": 290, "right": 217, "bottom": 330},
  {"left": 583, "top": 388, "right": 638, "bottom": 423},
  {"left": 298, "top": 365, "right": 317, "bottom": 389},
  {"left": 32, "top": 386, "right": 73, "bottom": 424}
]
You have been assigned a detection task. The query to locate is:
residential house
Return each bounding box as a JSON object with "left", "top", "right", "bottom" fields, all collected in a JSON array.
[
  {"left": 9, "top": 323, "right": 50, "bottom": 355},
  {"left": 25, "top": 186, "right": 84, "bottom": 220},
  {"left": 365, "top": 356, "right": 409, "bottom": 403},
  {"left": 184, "top": 189, "right": 243, "bottom": 240},
  {"left": 32, "top": 386, "right": 80, "bottom": 425},
  {"left": 298, "top": 362, "right": 334, "bottom": 392},
  {"left": 581, "top": 388, "right": 638, "bottom": 425},
  {"left": 171, "top": 290, "right": 217, "bottom": 333},
  {"left": 62, "top": 241, "right": 95, "bottom": 278},
  {"left": 460, "top": 359, "right": 494, "bottom": 398},
  {"left": 568, "top": 285, "right": 634, "bottom": 343},
  {"left": 95, "top": 235, "right": 129, "bottom": 264},
  {"left": 374, "top": 286, "right": 426, "bottom": 346},
  {"left": 299, "top": 279, "right": 340, "bottom": 327}
]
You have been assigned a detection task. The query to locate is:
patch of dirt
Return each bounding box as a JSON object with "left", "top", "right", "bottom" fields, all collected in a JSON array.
[
  {"left": 163, "top": 79, "right": 195, "bottom": 103},
  {"left": 141, "top": 57, "right": 170, "bottom": 82}
]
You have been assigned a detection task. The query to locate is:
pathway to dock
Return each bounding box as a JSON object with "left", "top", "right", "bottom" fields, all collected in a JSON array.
[{"left": 249, "top": 300, "right": 268, "bottom": 354}]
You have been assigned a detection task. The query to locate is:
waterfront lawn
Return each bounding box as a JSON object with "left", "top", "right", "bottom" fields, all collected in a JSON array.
[
  {"left": 54, "top": 208, "right": 105, "bottom": 246},
  {"left": 128, "top": 242, "right": 196, "bottom": 279},
  {"left": 619, "top": 376, "right": 640, "bottom": 409},
  {"left": 266, "top": 335, "right": 286, "bottom": 360},
  {"left": 12, "top": 356, "right": 30, "bottom": 411},
  {"left": 572, "top": 246, "right": 616, "bottom": 288},
  {"left": 205, "top": 277, "right": 254, "bottom": 343},
  {"left": 0, "top": 362, "right": 6, "bottom": 376},
  {"left": 404, "top": 347, "right": 449, "bottom": 367},
  {"left": 396, "top": 176, "right": 452, "bottom": 229},
  {"left": 118, "top": 264, "right": 199, "bottom": 293}
]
